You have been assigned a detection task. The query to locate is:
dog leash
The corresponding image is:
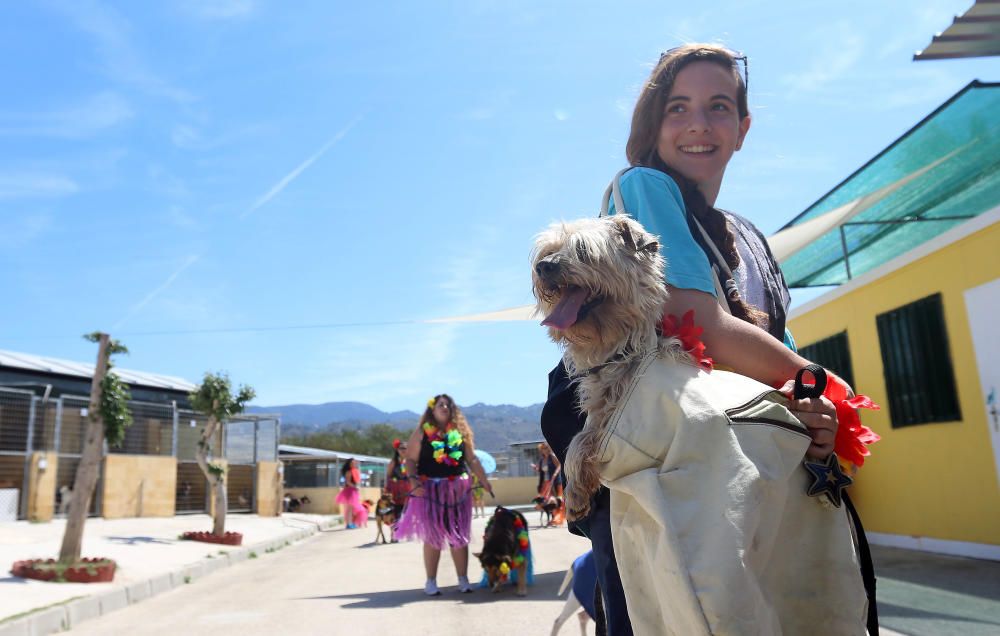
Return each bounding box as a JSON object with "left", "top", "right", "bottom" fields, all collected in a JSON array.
[{"left": 794, "top": 364, "right": 854, "bottom": 508}]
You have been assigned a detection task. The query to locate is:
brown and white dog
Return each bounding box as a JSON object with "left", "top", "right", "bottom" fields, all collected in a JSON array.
[
  {"left": 474, "top": 506, "right": 532, "bottom": 597},
  {"left": 374, "top": 493, "right": 395, "bottom": 544}
]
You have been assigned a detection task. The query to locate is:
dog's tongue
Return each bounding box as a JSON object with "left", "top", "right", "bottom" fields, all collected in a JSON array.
[{"left": 541, "top": 286, "right": 588, "bottom": 330}]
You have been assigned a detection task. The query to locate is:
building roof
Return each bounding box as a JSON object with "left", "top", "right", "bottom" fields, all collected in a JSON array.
[
  {"left": 0, "top": 348, "right": 196, "bottom": 392},
  {"left": 278, "top": 444, "right": 389, "bottom": 464},
  {"left": 914, "top": 0, "right": 1000, "bottom": 61},
  {"left": 775, "top": 80, "right": 1000, "bottom": 288}
]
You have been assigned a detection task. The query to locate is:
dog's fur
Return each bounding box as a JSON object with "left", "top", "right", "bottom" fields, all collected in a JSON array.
[
  {"left": 283, "top": 494, "right": 311, "bottom": 513},
  {"left": 474, "top": 507, "right": 531, "bottom": 596},
  {"left": 374, "top": 492, "right": 396, "bottom": 544},
  {"left": 532, "top": 495, "right": 562, "bottom": 527},
  {"left": 532, "top": 215, "right": 685, "bottom": 519}
]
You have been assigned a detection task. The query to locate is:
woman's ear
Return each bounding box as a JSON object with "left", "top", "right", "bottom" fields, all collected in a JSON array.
[{"left": 735, "top": 114, "right": 752, "bottom": 151}]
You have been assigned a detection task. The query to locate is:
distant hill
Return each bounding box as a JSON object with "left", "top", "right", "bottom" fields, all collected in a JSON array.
[{"left": 249, "top": 400, "right": 545, "bottom": 452}]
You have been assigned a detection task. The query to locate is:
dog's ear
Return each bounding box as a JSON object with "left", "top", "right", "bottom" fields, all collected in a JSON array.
[
  {"left": 614, "top": 217, "right": 639, "bottom": 252},
  {"left": 472, "top": 552, "right": 482, "bottom": 559}
]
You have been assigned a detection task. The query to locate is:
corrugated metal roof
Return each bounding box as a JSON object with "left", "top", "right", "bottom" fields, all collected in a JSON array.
[
  {"left": 0, "top": 348, "right": 197, "bottom": 392},
  {"left": 777, "top": 80, "right": 1000, "bottom": 287},
  {"left": 914, "top": 0, "right": 1000, "bottom": 61},
  {"left": 278, "top": 444, "right": 389, "bottom": 463}
]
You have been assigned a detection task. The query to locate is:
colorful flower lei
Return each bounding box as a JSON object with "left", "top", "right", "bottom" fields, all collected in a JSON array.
[
  {"left": 422, "top": 421, "right": 463, "bottom": 466},
  {"left": 487, "top": 515, "right": 531, "bottom": 583}
]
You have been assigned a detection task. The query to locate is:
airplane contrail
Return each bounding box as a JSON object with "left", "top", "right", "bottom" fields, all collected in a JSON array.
[
  {"left": 112, "top": 254, "right": 200, "bottom": 331},
  {"left": 240, "top": 113, "right": 365, "bottom": 220}
]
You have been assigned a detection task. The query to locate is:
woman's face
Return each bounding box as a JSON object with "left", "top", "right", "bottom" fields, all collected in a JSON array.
[
  {"left": 656, "top": 60, "right": 751, "bottom": 205},
  {"left": 432, "top": 399, "right": 452, "bottom": 425}
]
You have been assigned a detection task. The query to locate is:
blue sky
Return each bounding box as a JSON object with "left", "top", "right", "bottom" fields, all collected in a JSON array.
[{"left": 1, "top": 1, "right": 996, "bottom": 411}]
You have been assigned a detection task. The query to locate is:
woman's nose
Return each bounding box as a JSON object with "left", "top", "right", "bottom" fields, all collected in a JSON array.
[{"left": 687, "top": 108, "right": 711, "bottom": 133}]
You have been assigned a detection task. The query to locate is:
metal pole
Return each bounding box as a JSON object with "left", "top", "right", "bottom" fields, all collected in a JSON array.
[
  {"left": 839, "top": 225, "right": 853, "bottom": 280},
  {"left": 54, "top": 397, "right": 64, "bottom": 455},
  {"left": 171, "top": 401, "right": 178, "bottom": 458}
]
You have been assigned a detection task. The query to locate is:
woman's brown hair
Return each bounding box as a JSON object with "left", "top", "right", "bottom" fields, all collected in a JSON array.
[{"left": 626, "top": 44, "right": 766, "bottom": 327}]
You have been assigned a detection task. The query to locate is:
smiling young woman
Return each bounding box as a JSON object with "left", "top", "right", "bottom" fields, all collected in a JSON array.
[{"left": 541, "top": 44, "right": 878, "bottom": 635}]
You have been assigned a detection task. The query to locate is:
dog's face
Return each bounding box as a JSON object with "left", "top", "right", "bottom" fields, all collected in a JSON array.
[
  {"left": 474, "top": 551, "right": 513, "bottom": 592},
  {"left": 532, "top": 216, "right": 667, "bottom": 356}
]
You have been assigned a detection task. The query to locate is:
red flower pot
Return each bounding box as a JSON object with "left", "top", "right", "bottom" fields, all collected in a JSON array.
[
  {"left": 11, "top": 558, "right": 116, "bottom": 583},
  {"left": 181, "top": 531, "right": 243, "bottom": 546}
]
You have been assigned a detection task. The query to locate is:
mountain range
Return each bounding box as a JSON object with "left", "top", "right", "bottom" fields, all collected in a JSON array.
[{"left": 248, "top": 400, "right": 546, "bottom": 452}]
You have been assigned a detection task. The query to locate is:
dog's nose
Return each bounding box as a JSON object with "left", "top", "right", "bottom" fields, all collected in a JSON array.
[{"left": 535, "top": 259, "right": 560, "bottom": 279}]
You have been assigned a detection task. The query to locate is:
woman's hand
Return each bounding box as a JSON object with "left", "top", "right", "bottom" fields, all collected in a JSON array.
[{"left": 778, "top": 379, "right": 838, "bottom": 460}]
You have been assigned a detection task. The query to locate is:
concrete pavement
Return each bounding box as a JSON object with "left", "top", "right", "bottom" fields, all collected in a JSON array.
[
  {"left": 0, "top": 513, "right": 340, "bottom": 635},
  {"left": 1, "top": 510, "right": 998, "bottom": 635}
]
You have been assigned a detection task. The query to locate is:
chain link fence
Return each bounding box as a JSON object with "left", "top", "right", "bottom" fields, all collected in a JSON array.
[{"left": 0, "top": 387, "right": 280, "bottom": 519}]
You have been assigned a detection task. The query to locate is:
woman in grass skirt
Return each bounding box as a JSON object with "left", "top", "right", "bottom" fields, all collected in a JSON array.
[
  {"left": 396, "top": 393, "right": 494, "bottom": 595},
  {"left": 335, "top": 457, "right": 364, "bottom": 529}
]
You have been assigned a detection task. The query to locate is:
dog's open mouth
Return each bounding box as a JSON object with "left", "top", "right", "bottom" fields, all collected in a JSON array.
[{"left": 541, "top": 286, "right": 601, "bottom": 330}]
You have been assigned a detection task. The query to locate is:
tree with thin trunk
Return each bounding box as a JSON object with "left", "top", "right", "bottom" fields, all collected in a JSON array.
[
  {"left": 189, "top": 372, "right": 255, "bottom": 536},
  {"left": 59, "top": 333, "right": 132, "bottom": 565}
]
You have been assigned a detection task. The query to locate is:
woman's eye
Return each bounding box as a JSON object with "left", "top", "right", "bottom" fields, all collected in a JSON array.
[{"left": 666, "top": 104, "right": 685, "bottom": 114}]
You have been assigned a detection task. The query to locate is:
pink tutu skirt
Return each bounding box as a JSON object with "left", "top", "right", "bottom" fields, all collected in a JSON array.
[{"left": 395, "top": 474, "right": 472, "bottom": 550}]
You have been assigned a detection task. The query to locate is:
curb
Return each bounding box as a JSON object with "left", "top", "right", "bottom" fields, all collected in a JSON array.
[{"left": 0, "top": 517, "right": 339, "bottom": 636}]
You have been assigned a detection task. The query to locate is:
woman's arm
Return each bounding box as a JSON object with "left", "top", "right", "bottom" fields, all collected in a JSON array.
[
  {"left": 463, "top": 439, "right": 494, "bottom": 498},
  {"left": 666, "top": 286, "right": 837, "bottom": 459},
  {"left": 404, "top": 427, "right": 423, "bottom": 490}
]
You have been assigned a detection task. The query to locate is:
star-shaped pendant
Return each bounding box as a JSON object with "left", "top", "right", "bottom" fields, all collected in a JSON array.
[{"left": 803, "top": 453, "right": 853, "bottom": 508}]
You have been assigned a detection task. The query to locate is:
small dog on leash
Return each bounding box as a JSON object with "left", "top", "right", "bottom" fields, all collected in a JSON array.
[
  {"left": 374, "top": 492, "right": 396, "bottom": 544},
  {"left": 474, "top": 507, "right": 533, "bottom": 596},
  {"left": 532, "top": 495, "right": 561, "bottom": 527}
]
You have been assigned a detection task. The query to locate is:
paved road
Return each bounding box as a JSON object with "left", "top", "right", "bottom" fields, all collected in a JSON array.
[
  {"left": 69, "top": 514, "right": 594, "bottom": 635},
  {"left": 64, "top": 513, "right": 1000, "bottom": 636}
]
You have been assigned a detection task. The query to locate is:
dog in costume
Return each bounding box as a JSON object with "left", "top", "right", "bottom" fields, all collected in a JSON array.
[{"left": 474, "top": 506, "right": 533, "bottom": 596}]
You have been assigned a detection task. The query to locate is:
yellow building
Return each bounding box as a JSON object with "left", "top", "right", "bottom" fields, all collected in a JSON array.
[{"left": 779, "top": 81, "right": 1000, "bottom": 560}]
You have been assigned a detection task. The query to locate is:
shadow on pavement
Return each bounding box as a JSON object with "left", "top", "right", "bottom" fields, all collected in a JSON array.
[
  {"left": 104, "top": 535, "right": 174, "bottom": 545},
  {"left": 873, "top": 545, "right": 1000, "bottom": 603},
  {"left": 878, "top": 601, "right": 1000, "bottom": 636},
  {"left": 0, "top": 577, "right": 29, "bottom": 585},
  {"left": 300, "top": 571, "right": 567, "bottom": 609}
]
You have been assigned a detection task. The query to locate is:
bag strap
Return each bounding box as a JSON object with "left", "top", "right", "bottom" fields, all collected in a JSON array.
[
  {"left": 599, "top": 167, "right": 733, "bottom": 315},
  {"left": 599, "top": 167, "right": 632, "bottom": 218}
]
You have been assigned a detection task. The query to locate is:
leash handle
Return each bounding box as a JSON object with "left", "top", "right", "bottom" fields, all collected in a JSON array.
[{"left": 793, "top": 364, "right": 827, "bottom": 399}]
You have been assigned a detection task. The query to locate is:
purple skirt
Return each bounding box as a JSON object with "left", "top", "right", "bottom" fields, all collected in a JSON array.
[{"left": 395, "top": 474, "right": 472, "bottom": 550}]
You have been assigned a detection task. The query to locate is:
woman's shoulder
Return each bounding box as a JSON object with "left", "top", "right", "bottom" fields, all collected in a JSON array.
[{"left": 619, "top": 166, "right": 681, "bottom": 192}]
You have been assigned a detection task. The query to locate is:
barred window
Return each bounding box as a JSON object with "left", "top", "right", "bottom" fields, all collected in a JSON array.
[
  {"left": 876, "top": 293, "right": 961, "bottom": 427},
  {"left": 799, "top": 331, "right": 855, "bottom": 390}
]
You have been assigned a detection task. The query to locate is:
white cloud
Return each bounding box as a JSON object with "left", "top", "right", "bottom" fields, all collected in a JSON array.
[
  {"left": 0, "top": 92, "right": 132, "bottom": 138},
  {"left": 0, "top": 174, "right": 79, "bottom": 198},
  {"left": 47, "top": 0, "right": 195, "bottom": 104},
  {"left": 167, "top": 205, "right": 199, "bottom": 230},
  {"left": 779, "top": 21, "right": 866, "bottom": 93},
  {"left": 553, "top": 109, "right": 570, "bottom": 122},
  {"left": 0, "top": 213, "right": 53, "bottom": 248}
]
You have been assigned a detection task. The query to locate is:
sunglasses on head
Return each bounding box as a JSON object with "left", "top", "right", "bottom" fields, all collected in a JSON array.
[{"left": 659, "top": 47, "right": 749, "bottom": 92}]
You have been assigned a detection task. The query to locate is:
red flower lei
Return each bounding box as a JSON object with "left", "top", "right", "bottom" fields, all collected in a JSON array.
[
  {"left": 661, "top": 310, "right": 713, "bottom": 370},
  {"left": 824, "top": 374, "right": 881, "bottom": 469}
]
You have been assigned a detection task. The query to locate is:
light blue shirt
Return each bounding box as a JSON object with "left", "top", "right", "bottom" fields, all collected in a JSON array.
[{"left": 608, "top": 167, "right": 717, "bottom": 297}]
